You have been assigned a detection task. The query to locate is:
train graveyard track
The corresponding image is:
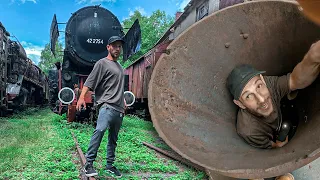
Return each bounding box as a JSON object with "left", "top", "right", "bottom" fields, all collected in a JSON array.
[{"left": 0, "top": 108, "right": 208, "bottom": 179}]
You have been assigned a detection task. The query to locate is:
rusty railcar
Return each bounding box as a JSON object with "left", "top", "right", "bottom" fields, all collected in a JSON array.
[
  {"left": 124, "top": 41, "right": 171, "bottom": 117},
  {"left": 0, "top": 22, "right": 49, "bottom": 116},
  {"left": 0, "top": 22, "right": 10, "bottom": 116}
]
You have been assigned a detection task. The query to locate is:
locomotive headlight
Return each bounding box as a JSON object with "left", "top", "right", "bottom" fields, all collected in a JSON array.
[
  {"left": 63, "top": 72, "right": 72, "bottom": 81},
  {"left": 58, "top": 87, "right": 75, "bottom": 104},
  {"left": 124, "top": 91, "right": 135, "bottom": 107}
]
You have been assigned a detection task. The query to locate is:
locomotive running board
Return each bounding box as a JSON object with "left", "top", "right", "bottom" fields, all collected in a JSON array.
[
  {"left": 123, "top": 19, "right": 142, "bottom": 61},
  {"left": 50, "top": 14, "right": 59, "bottom": 56}
]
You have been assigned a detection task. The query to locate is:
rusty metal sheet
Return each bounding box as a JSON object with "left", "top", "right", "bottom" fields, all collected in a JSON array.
[
  {"left": 148, "top": 1, "right": 320, "bottom": 179},
  {"left": 219, "top": 0, "right": 244, "bottom": 9},
  {"left": 68, "top": 105, "right": 76, "bottom": 122},
  {"left": 132, "top": 64, "right": 139, "bottom": 98},
  {"left": 0, "top": 22, "right": 9, "bottom": 111},
  {"left": 131, "top": 60, "right": 146, "bottom": 100},
  {"left": 136, "top": 60, "right": 144, "bottom": 99},
  {"left": 143, "top": 52, "right": 153, "bottom": 98},
  {"left": 125, "top": 41, "right": 171, "bottom": 100}
]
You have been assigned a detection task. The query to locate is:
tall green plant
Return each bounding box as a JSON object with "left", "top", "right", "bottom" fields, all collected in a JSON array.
[{"left": 38, "top": 42, "right": 63, "bottom": 75}]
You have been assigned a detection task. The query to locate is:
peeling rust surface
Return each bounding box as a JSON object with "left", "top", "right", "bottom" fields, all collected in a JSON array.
[{"left": 148, "top": 0, "right": 320, "bottom": 179}]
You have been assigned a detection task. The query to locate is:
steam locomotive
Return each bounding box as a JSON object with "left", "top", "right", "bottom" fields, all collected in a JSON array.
[
  {"left": 0, "top": 22, "right": 49, "bottom": 116},
  {"left": 49, "top": 5, "right": 141, "bottom": 122}
]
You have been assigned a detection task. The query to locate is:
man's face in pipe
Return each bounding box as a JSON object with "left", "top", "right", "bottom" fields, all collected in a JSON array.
[
  {"left": 233, "top": 75, "right": 274, "bottom": 117},
  {"left": 107, "top": 41, "right": 122, "bottom": 59}
]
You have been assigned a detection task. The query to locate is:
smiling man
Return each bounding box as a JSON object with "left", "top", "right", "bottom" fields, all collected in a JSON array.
[
  {"left": 227, "top": 40, "right": 320, "bottom": 149},
  {"left": 226, "top": 41, "right": 320, "bottom": 180}
]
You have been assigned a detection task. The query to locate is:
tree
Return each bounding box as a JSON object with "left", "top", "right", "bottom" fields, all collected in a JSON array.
[
  {"left": 120, "top": 10, "right": 175, "bottom": 68},
  {"left": 38, "top": 42, "right": 63, "bottom": 75}
]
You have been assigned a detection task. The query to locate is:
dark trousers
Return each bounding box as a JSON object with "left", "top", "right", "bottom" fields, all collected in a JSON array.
[{"left": 85, "top": 106, "right": 123, "bottom": 167}]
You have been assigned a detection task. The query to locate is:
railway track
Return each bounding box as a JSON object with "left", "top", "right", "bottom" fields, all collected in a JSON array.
[{"left": 72, "top": 132, "right": 96, "bottom": 180}]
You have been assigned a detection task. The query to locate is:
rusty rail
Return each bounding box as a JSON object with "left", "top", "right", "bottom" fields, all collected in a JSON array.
[
  {"left": 72, "top": 132, "right": 96, "bottom": 180},
  {"left": 142, "top": 141, "right": 205, "bottom": 171}
]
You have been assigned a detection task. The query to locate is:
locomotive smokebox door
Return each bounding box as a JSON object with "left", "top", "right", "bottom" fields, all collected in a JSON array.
[{"left": 65, "top": 6, "right": 125, "bottom": 67}]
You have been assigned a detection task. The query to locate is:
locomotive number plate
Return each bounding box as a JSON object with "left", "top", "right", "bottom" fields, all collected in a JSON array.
[{"left": 87, "top": 38, "right": 104, "bottom": 44}]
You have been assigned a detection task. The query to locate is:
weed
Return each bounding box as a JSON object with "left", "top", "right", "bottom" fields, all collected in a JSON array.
[
  {"left": 0, "top": 108, "right": 78, "bottom": 180},
  {"left": 1, "top": 108, "right": 208, "bottom": 179},
  {"left": 73, "top": 113, "right": 208, "bottom": 179}
]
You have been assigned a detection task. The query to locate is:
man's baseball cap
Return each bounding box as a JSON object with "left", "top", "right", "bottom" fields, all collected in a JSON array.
[
  {"left": 108, "top": 36, "right": 125, "bottom": 45},
  {"left": 227, "top": 64, "right": 265, "bottom": 100}
]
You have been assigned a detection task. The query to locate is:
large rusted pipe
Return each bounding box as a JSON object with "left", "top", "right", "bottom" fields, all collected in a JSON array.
[{"left": 148, "top": 1, "right": 320, "bottom": 179}]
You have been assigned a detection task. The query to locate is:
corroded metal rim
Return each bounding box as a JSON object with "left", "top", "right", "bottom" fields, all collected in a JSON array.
[{"left": 148, "top": 0, "right": 320, "bottom": 178}]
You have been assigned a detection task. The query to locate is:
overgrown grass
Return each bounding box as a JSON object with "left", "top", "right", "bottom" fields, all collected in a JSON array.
[
  {"left": 0, "top": 108, "right": 78, "bottom": 180},
  {"left": 71, "top": 115, "right": 208, "bottom": 179},
  {"left": 1, "top": 108, "right": 207, "bottom": 179}
]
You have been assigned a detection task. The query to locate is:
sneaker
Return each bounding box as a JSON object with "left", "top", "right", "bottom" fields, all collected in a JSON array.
[
  {"left": 275, "top": 173, "right": 295, "bottom": 180},
  {"left": 83, "top": 162, "right": 98, "bottom": 177},
  {"left": 106, "top": 166, "right": 122, "bottom": 178}
]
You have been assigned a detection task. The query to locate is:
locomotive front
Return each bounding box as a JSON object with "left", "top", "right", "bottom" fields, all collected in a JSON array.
[
  {"left": 49, "top": 5, "right": 141, "bottom": 122},
  {"left": 64, "top": 6, "right": 125, "bottom": 68}
]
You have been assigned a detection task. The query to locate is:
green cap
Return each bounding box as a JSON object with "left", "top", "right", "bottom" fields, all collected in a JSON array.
[{"left": 227, "top": 64, "right": 265, "bottom": 100}]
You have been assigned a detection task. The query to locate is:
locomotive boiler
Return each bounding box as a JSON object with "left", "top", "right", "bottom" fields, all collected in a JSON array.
[
  {"left": 0, "top": 22, "right": 48, "bottom": 116},
  {"left": 49, "top": 5, "right": 141, "bottom": 122}
]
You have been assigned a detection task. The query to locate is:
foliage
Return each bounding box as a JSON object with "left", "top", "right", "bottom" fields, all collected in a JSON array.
[
  {"left": 0, "top": 108, "right": 207, "bottom": 179},
  {"left": 120, "top": 10, "right": 175, "bottom": 68},
  {"left": 0, "top": 108, "right": 78, "bottom": 180},
  {"left": 72, "top": 115, "right": 208, "bottom": 179},
  {"left": 38, "top": 42, "right": 63, "bottom": 75}
]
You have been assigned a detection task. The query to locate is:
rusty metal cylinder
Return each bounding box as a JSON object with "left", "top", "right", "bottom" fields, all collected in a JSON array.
[{"left": 148, "top": 1, "right": 320, "bottom": 179}]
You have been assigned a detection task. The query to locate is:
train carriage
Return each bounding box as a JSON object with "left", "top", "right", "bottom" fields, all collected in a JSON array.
[{"left": 0, "top": 22, "right": 49, "bottom": 116}]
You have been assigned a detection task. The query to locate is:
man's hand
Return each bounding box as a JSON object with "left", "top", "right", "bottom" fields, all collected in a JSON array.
[
  {"left": 76, "top": 86, "right": 90, "bottom": 111},
  {"left": 272, "top": 136, "right": 289, "bottom": 148},
  {"left": 76, "top": 97, "right": 86, "bottom": 111},
  {"left": 290, "top": 40, "right": 320, "bottom": 91},
  {"left": 276, "top": 136, "right": 289, "bottom": 148},
  {"left": 308, "top": 40, "right": 320, "bottom": 63}
]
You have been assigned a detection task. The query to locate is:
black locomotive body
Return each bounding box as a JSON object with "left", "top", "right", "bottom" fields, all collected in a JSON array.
[{"left": 49, "top": 5, "right": 141, "bottom": 122}]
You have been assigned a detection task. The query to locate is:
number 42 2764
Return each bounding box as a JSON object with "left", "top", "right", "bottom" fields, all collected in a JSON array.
[{"left": 87, "top": 38, "right": 104, "bottom": 44}]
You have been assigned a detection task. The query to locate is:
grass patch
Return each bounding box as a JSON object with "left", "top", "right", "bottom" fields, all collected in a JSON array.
[
  {"left": 0, "top": 108, "right": 78, "bottom": 180},
  {"left": 71, "top": 114, "right": 208, "bottom": 179},
  {"left": 1, "top": 108, "right": 207, "bottom": 179}
]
